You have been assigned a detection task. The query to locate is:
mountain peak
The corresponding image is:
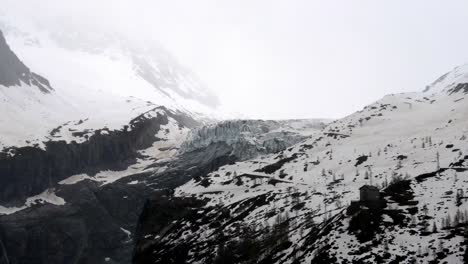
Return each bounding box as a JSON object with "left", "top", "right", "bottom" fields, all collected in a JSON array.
[
  {"left": 424, "top": 63, "right": 468, "bottom": 95},
  {"left": 0, "top": 30, "right": 52, "bottom": 93}
]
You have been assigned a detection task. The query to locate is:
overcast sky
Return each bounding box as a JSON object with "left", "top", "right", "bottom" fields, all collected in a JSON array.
[{"left": 4, "top": 0, "right": 468, "bottom": 119}]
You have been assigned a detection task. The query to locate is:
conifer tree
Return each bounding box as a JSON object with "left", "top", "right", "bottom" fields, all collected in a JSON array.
[{"left": 432, "top": 222, "right": 438, "bottom": 233}]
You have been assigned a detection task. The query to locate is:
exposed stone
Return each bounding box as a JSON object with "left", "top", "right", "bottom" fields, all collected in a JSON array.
[
  {"left": 0, "top": 30, "right": 52, "bottom": 92},
  {"left": 0, "top": 107, "right": 198, "bottom": 203}
]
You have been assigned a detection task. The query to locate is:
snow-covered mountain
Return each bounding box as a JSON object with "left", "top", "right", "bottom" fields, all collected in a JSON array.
[
  {"left": 134, "top": 65, "right": 468, "bottom": 263},
  {"left": 424, "top": 64, "right": 468, "bottom": 95},
  {"left": 0, "top": 16, "right": 338, "bottom": 263},
  {"left": 0, "top": 14, "right": 231, "bottom": 205},
  {"left": 2, "top": 10, "right": 468, "bottom": 264},
  {"left": 0, "top": 16, "right": 224, "bottom": 150},
  {"left": 0, "top": 17, "right": 222, "bottom": 204}
]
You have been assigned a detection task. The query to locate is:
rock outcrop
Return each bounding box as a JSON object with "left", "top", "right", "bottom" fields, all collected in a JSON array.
[
  {"left": 0, "top": 107, "right": 199, "bottom": 203},
  {"left": 0, "top": 30, "right": 52, "bottom": 92}
]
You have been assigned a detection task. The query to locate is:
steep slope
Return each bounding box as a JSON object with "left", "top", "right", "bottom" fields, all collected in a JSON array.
[
  {"left": 0, "top": 13, "right": 226, "bottom": 203},
  {"left": 0, "top": 106, "right": 201, "bottom": 203},
  {"left": 134, "top": 66, "right": 468, "bottom": 263},
  {"left": 0, "top": 26, "right": 203, "bottom": 204},
  {"left": 0, "top": 30, "right": 52, "bottom": 92},
  {"left": 424, "top": 64, "right": 468, "bottom": 95},
  {"left": 0, "top": 20, "right": 212, "bottom": 263},
  {"left": 0, "top": 17, "right": 225, "bottom": 150}
]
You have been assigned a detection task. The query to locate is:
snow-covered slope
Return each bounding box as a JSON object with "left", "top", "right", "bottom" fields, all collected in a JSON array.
[
  {"left": 134, "top": 65, "right": 468, "bottom": 263},
  {"left": 0, "top": 17, "right": 225, "bottom": 150},
  {"left": 424, "top": 64, "right": 468, "bottom": 95}
]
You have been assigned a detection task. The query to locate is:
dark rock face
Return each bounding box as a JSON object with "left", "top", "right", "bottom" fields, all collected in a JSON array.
[
  {"left": 0, "top": 107, "right": 197, "bottom": 203},
  {"left": 0, "top": 30, "right": 52, "bottom": 92},
  {"left": 449, "top": 83, "right": 468, "bottom": 95},
  {"left": 0, "top": 104, "right": 310, "bottom": 263},
  {"left": 0, "top": 124, "right": 242, "bottom": 264},
  {"left": 355, "top": 155, "right": 368, "bottom": 166},
  {"left": 0, "top": 179, "right": 156, "bottom": 264},
  {"left": 153, "top": 142, "right": 237, "bottom": 189},
  {"left": 132, "top": 191, "right": 207, "bottom": 264},
  {"left": 0, "top": 145, "right": 237, "bottom": 264},
  {"left": 255, "top": 155, "right": 297, "bottom": 174}
]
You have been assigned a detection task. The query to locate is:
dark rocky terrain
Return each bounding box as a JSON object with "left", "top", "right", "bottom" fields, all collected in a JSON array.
[
  {"left": 0, "top": 125, "right": 310, "bottom": 264},
  {"left": 0, "top": 107, "right": 200, "bottom": 204},
  {"left": 0, "top": 27, "right": 234, "bottom": 264}
]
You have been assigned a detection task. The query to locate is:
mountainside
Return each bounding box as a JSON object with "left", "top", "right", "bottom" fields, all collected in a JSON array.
[
  {"left": 134, "top": 65, "right": 468, "bottom": 263},
  {"left": 2, "top": 10, "right": 468, "bottom": 264},
  {"left": 0, "top": 14, "right": 337, "bottom": 263},
  {"left": 0, "top": 17, "right": 224, "bottom": 150},
  {"left": 0, "top": 116, "right": 324, "bottom": 264},
  {"left": 0, "top": 24, "right": 200, "bottom": 202},
  {"left": 0, "top": 18, "right": 222, "bottom": 263}
]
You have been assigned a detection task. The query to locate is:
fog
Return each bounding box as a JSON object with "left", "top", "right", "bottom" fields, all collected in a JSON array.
[{"left": 3, "top": 0, "right": 468, "bottom": 119}]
